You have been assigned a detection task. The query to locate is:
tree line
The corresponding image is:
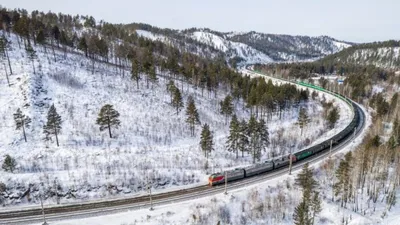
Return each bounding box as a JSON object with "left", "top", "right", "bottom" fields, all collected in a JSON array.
[
  {"left": 0, "top": 6, "right": 245, "bottom": 96},
  {"left": 255, "top": 61, "right": 397, "bottom": 101}
]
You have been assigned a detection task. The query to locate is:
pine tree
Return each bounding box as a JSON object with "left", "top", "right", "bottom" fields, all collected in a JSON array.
[
  {"left": 248, "top": 115, "right": 261, "bottom": 163},
  {"left": 96, "top": 104, "right": 121, "bottom": 138},
  {"left": 238, "top": 119, "right": 249, "bottom": 157},
  {"left": 25, "top": 42, "right": 37, "bottom": 74},
  {"left": 294, "top": 163, "right": 321, "bottom": 225},
  {"left": 327, "top": 107, "right": 340, "bottom": 129},
  {"left": 166, "top": 80, "right": 177, "bottom": 103},
  {"left": 387, "top": 135, "right": 397, "bottom": 150},
  {"left": 392, "top": 117, "right": 400, "bottom": 146},
  {"left": 131, "top": 57, "right": 141, "bottom": 89},
  {"left": 334, "top": 152, "right": 352, "bottom": 207},
  {"left": 2, "top": 155, "right": 16, "bottom": 173},
  {"left": 220, "top": 95, "right": 234, "bottom": 123},
  {"left": 293, "top": 201, "right": 309, "bottom": 225},
  {"left": 148, "top": 64, "right": 157, "bottom": 87},
  {"left": 0, "top": 36, "right": 5, "bottom": 58},
  {"left": 78, "top": 36, "right": 88, "bottom": 57},
  {"left": 166, "top": 80, "right": 176, "bottom": 97},
  {"left": 258, "top": 118, "right": 270, "bottom": 151},
  {"left": 295, "top": 163, "right": 318, "bottom": 195},
  {"left": 390, "top": 93, "right": 398, "bottom": 114},
  {"left": 311, "top": 91, "right": 318, "bottom": 100},
  {"left": 0, "top": 37, "right": 10, "bottom": 86},
  {"left": 36, "top": 29, "right": 47, "bottom": 52},
  {"left": 0, "top": 36, "right": 13, "bottom": 75},
  {"left": 200, "top": 123, "right": 214, "bottom": 158},
  {"left": 226, "top": 114, "right": 240, "bottom": 158},
  {"left": 43, "top": 104, "right": 62, "bottom": 147},
  {"left": 52, "top": 25, "right": 61, "bottom": 46},
  {"left": 310, "top": 191, "right": 322, "bottom": 225},
  {"left": 13, "top": 108, "right": 31, "bottom": 142},
  {"left": 185, "top": 96, "right": 200, "bottom": 136},
  {"left": 172, "top": 87, "right": 184, "bottom": 114},
  {"left": 143, "top": 49, "right": 157, "bottom": 88},
  {"left": 296, "top": 107, "right": 310, "bottom": 136}
]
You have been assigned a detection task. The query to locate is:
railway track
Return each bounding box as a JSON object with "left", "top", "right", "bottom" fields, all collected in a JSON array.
[{"left": 0, "top": 71, "right": 367, "bottom": 225}]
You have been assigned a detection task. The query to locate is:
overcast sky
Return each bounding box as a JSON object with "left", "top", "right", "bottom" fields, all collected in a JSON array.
[{"left": 1, "top": 0, "right": 399, "bottom": 43}]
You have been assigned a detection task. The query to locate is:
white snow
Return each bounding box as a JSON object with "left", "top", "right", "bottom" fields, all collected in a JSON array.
[
  {"left": 135, "top": 30, "right": 168, "bottom": 43},
  {"left": 36, "top": 105, "right": 372, "bottom": 225},
  {"left": 0, "top": 33, "right": 350, "bottom": 207},
  {"left": 348, "top": 47, "right": 400, "bottom": 69},
  {"left": 190, "top": 31, "right": 274, "bottom": 64},
  {"left": 332, "top": 40, "right": 352, "bottom": 50}
]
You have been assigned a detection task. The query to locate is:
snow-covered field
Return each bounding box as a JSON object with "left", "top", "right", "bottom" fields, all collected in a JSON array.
[
  {"left": 33, "top": 107, "right": 374, "bottom": 225},
  {"left": 0, "top": 33, "right": 350, "bottom": 207}
]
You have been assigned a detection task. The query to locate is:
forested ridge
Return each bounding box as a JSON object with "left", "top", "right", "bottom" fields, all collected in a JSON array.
[
  {"left": 317, "top": 40, "right": 400, "bottom": 69},
  {"left": 123, "top": 23, "right": 352, "bottom": 62}
]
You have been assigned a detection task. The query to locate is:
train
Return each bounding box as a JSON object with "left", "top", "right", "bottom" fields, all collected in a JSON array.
[{"left": 208, "top": 69, "right": 362, "bottom": 186}]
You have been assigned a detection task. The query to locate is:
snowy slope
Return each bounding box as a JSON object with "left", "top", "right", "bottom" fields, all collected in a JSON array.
[
  {"left": 190, "top": 31, "right": 274, "bottom": 64},
  {"left": 32, "top": 110, "right": 375, "bottom": 225},
  {"left": 228, "top": 32, "right": 352, "bottom": 61},
  {"left": 0, "top": 33, "right": 350, "bottom": 207},
  {"left": 320, "top": 40, "right": 400, "bottom": 69},
  {"left": 135, "top": 29, "right": 273, "bottom": 65},
  {"left": 134, "top": 27, "right": 352, "bottom": 65},
  {"left": 333, "top": 40, "right": 353, "bottom": 50},
  {"left": 342, "top": 47, "right": 400, "bottom": 68},
  {"left": 135, "top": 29, "right": 170, "bottom": 43}
]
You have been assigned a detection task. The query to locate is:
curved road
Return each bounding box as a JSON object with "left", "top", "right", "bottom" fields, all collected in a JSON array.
[{"left": 0, "top": 71, "right": 367, "bottom": 225}]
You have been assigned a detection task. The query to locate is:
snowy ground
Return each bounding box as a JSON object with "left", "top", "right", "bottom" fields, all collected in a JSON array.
[
  {"left": 33, "top": 105, "right": 374, "bottom": 225},
  {"left": 135, "top": 29, "right": 274, "bottom": 65},
  {"left": 0, "top": 33, "right": 350, "bottom": 207}
]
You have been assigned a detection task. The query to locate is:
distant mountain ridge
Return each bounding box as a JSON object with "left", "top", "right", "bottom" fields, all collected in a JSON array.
[
  {"left": 318, "top": 40, "right": 400, "bottom": 69},
  {"left": 123, "top": 23, "right": 353, "bottom": 65},
  {"left": 226, "top": 31, "right": 353, "bottom": 61}
]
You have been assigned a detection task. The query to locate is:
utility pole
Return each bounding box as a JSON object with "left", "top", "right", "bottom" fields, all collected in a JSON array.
[
  {"left": 224, "top": 171, "right": 228, "bottom": 195},
  {"left": 54, "top": 178, "right": 59, "bottom": 205},
  {"left": 147, "top": 175, "right": 154, "bottom": 211},
  {"left": 40, "top": 195, "right": 48, "bottom": 225},
  {"left": 289, "top": 153, "right": 293, "bottom": 175}
]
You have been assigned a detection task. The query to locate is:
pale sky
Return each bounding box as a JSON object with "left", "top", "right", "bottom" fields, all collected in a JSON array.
[{"left": 1, "top": 0, "right": 399, "bottom": 43}]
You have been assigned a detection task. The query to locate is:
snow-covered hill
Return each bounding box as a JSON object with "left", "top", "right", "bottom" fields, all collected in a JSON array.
[
  {"left": 330, "top": 47, "right": 400, "bottom": 69},
  {"left": 132, "top": 26, "right": 352, "bottom": 65},
  {"left": 134, "top": 29, "right": 273, "bottom": 65},
  {"left": 0, "top": 33, "right": 351, "bottom": 207},
  {"left": 319, "top": 41, "right": 400, "bottom": 69},
  {"left": 228, "top": 32, "right": 352, "bottom": 61},
  {"left": 190, "top": 31, "right": 273, "bottom": 64}
]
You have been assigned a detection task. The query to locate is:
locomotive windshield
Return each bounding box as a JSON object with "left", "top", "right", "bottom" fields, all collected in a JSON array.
[{"left": 210, "top": 173, "right": 221, "bottom": 179}]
